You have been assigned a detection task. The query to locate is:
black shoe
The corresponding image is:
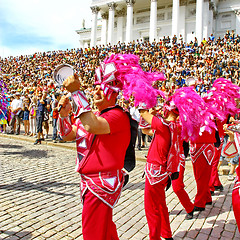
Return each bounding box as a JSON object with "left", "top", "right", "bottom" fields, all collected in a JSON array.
[
  {"left": 16, "top": 133, "right": 20, "bottom": 135},
  {"left": 210, "top": 191, "right": 215, "bottom": 196},
  {"left": 34, "top": 139, "right": 41, "bottom": 145},
  {"left": 206, "top": 201, "right": 212, "bottom": 206},
  {"left": 137, "top": 146, "right": 142, "bottom": 151},
  {"left": 8, "top": 131, "right": 14, "bottom": 134},
  {"left": 123, "top": 174, "right": 129, "bottom": 187},
  {"left": 194, "top": 206, "right": 205, "bottom": 212},
  {"left": 185, "top": 210, "right": 194, "bottom": 220},
  {"left": 164, "top": 238, "right": 174, "bottom": 240},
  {"left": 40, "top": 138, "right": 45, "bottom": 141},
  {"left": 214, "top": 185, "right": 224, "bottom": 192}
]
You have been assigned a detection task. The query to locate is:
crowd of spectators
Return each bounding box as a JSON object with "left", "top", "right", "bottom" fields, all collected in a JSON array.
[{"left": 0, "top": 30, "right": 240, "bottom": 143}]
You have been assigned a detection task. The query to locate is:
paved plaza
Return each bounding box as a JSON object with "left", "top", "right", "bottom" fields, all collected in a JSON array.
[{"left": 0, "top": 134, "right": 240, "bottom": 240}]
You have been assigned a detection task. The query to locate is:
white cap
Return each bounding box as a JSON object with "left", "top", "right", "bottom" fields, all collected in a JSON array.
[{"left": 186, "top": 76, "right": 196, "bottom": 86}]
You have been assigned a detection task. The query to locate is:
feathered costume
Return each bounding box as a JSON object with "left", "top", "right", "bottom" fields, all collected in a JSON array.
[
  {"left": 163, "top": 87, "right": 215, "bottom": 142},
  {"left": 203, "top": 78, "right": 240, "bottom": 121},
  {"left": 58, "top": 53, "right": 167, "bottom": 240},
  {"left": 94, "top": 53, "right": 165, "bottom": 108},
  {"left": 0, "top": 79, "right": 8, "bottom": 126},
  {"left": 204, "top": 78, "right": 240, "bottom": 199}
]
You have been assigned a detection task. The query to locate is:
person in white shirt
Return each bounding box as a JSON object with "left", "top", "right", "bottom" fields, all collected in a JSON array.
[
  {"left": 9, "top": 92, "right": 23, "bottom": 135},
  {"left": 129, "top": 103, "right": 141, "bottom": 149}
]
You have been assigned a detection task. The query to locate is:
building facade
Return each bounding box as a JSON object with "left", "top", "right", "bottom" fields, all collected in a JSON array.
[{"left": 76, "top": 0, "right": 240, "bottom": 48}]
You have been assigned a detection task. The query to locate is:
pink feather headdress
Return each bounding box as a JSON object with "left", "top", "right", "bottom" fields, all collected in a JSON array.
[
  {"left": 203, "top": 78, "right": 240, "bottom": 121},
  {"left": 168, "top": 87, "right": 216, "bottom": 141},
  {"left": 95, "top": 54, "right": 165, "bottom": 108}
]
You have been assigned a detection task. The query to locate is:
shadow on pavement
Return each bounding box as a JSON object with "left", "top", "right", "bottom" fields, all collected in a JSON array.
[
  {"left": 0, "top": 177, "right": 77, "bottom": 197},
  {"left": 0, "top": 143, "right": 24, "bottom": 149},
  {"left": 124, "top": 181, "right": 145, "bottom": 191},
  {"left": 2, "top": 149, "right": 50, "bottom": 158},
  {"left": 0, "top": 230, "right": 32, "bottom": 239}
]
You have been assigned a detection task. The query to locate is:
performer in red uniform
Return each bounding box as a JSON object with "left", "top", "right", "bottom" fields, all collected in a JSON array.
[
  {"left": 142, "top": 114, "right": 195, "bottom": 220},
  {"left": 232, "top": 166, "right": 240, "bottom": 232},
  {"left": 59, "top": 80, "right": 130, "bottom": 240},
  {"left": 190, "top": 130, "right": 216, "bottom": 211},
  {"left": 58, "top": 54, "right": 165, "bottom": 240},
  {"left": 140, "top": 107, "right": 177, "bottom": 240},
  {"left": 223, "top": 124, "right": 240, "bottom": 232},
  {"left": 194, "top": 78, "right": 240, "bottom": 210},
  {"left": 209, "top": 119, "right": 226, "bottom": 194},
  {"left": 172, "top": 140, "right": 195, "bottom": 219},
  {"left": 139, "top": 87, "right": 210, "bottom": 240}
]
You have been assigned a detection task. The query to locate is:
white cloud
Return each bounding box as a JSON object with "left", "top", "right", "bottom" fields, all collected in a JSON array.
[{"left": 0, "top": 0, "right": 92, "bottom": 57}]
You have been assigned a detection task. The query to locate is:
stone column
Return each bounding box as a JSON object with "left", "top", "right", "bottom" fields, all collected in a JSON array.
[
  {"left": 150, "top": 0, "right": 158, "bottom": 42},
  {"left": 203, "top": 0, "right": 210, "bottom": 40},
  {"left": 179, "top": 0, "right": 187, "bottom": 42},
  {"left": 126, "top": 0, "right": 135, "bottom": 43},
  {"left": 107, "top": 2, "right": 117, "bottom": 45},
  {"left": 235, "top": 10, "right": 240, "bottom": 35},
  {"left": 196, "top": 0, "right": 204, "bottom": 42},
  {"left": 208, "top": 1, "right": 214, "bottom": 39},
  {"left": 172, "top": 0, "right": 180, "bottom": 38},
  {"left": 116, "top": 9, "right": 125, "bottom": 43},
  {"left": 90, "top": 6, "right": 100, "bottom": 47},
  {"left": 101, "top": 13, "right": 108, "bottom": 46}
]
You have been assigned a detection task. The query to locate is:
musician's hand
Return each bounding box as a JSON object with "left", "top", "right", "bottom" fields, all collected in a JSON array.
[
  {"left": 63, "top": 73, "right": 81, "bottom": 93},
  {"left": 58, "top": 96, "right": 71, "bottom": 117}
]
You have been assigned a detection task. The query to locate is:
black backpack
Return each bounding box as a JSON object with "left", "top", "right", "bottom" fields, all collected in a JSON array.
[{"left": 101, "top": 105, "right": 137, "bottom": 172}]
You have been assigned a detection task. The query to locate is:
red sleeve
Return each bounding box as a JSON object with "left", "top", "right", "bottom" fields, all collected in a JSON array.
[
  {"left": 151, "top": 116, "right": 169, "bottom": 133},
  {"left": 102, "top": 109, "right": 128, "bottom": 134}
]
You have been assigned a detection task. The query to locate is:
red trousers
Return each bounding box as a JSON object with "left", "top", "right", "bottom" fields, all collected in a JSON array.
[
  {"left": 232, "top": 188, "right": 240, "bottom": 233},
  {"left": 209, "top": 146, "right": 222, "bottom": 192},
  {"left": 144, "top": 177, "right": 172, "bottom": 240},
  {"left": 82, "top": 190, "right": 119, "bottom": 240},
  {"left": 172, "top": 164, "right": 194, "bottom": 214},
  {"left": 192, "top": 155, "right": 212, "bottom": 208}
]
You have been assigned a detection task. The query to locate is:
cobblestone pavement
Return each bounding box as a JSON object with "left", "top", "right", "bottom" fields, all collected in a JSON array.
[{"left": 0, "top": 135, "right": 239, "bottom": 240}]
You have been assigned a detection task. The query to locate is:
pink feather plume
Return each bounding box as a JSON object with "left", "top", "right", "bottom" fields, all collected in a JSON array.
[
  {"left": 103, "top": 54, "right": 165, "bottom": 108},
  {"left": 171, "top": 87, "right": 216, "bottom": 141},
  {"left": 203, "top": 78, "right": 240, "bottom": 121}
]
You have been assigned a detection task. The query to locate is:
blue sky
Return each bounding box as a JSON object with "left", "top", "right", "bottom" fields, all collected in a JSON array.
[{"left": 0, "top": 0, "right": 92, "bottom": 58}]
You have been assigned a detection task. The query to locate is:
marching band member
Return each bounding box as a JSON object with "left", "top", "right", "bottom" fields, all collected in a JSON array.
[
  {"left": 58, "top": 54, "right": 164, "bottom": 240},
  {"left": 139, "top": 87, "right": 211, "bottom": 239},
  {"left": 223, "top": 124, "right": 240, "bottom": 231}
]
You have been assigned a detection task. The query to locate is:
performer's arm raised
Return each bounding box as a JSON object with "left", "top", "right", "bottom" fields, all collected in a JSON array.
[{"left": 60, "top": 74, "right": 113, "bottom": 136}]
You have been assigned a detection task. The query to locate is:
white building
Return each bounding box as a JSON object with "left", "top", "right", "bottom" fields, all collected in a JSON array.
[{"left": 76, "top": 0, "right": 240, "bottom": 48}]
